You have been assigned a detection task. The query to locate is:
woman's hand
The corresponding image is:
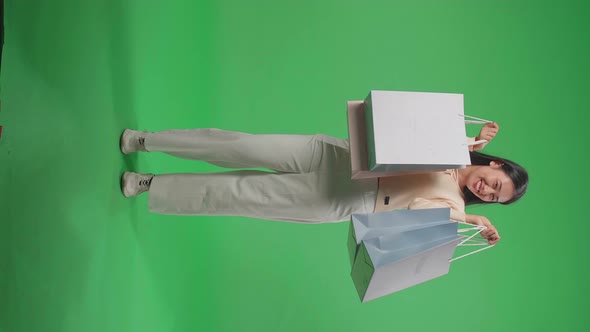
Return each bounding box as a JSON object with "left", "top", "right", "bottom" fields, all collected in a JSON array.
[
  {"left": 465, "top": 214, "right": 501, "bottom": 245},
  {"left": 472, "top": 122, "right": 499, "bottom": 151}
]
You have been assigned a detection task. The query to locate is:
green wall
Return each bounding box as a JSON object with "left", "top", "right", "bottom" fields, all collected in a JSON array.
[{"left": 1, "top": 0, "right": 588, "bottom": 331}]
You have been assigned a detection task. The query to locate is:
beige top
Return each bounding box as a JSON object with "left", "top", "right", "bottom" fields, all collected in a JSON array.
[{"left": 373, "top": 169, "right": 466, "bottom": 222}]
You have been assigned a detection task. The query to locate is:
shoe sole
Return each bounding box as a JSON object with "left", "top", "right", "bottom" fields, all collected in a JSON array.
[
  {"left": 120, "top": 129, "right": 132, "bottom": 155},
  {"left": 121, "top": 172, "right": 134, "bottom": 197}
]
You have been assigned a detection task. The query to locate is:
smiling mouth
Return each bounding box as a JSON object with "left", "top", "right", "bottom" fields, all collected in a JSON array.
[{"left": 475, "top": 179, "right": 483, "bottom": 193}]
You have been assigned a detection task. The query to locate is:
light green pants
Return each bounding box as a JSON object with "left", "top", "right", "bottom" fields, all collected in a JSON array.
[{"left": 145, "top": 129, "right": 378, "bottom": 223}]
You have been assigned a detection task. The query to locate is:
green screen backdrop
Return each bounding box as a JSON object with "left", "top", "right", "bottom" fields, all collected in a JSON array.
[{"left": 1, "top": 0, "right": 588, "bottom": 331}]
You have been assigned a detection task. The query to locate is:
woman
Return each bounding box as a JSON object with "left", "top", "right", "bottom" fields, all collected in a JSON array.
[{"left": 119, "top": 123, "right": 528, "bottom": 245}]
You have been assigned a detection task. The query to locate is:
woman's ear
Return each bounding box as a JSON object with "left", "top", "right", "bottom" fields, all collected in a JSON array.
[{"left": 490, "top": 160, "right": 505, "bottom": 167}]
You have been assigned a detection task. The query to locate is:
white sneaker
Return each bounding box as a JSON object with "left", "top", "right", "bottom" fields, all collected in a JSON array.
[
  {"left": 121, "top": 172, "right": 154, "bottom": 197},
  {"left": 120, "top": 129, "right": 147, "bottom": 154}
]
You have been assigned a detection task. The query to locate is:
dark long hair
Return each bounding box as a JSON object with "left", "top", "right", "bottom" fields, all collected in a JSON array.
[{"left": 463, "top": 151, "right": 529, "bottom": 206}]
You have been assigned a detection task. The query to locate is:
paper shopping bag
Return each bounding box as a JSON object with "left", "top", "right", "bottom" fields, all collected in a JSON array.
[
  {"left": 347, "top": 208, "right": 452, "bottom": 265},
  {"left": 351, "top": 231, "right": 461, "bottom": 302},
  {"left": 365, "top": 90, "right": 470, "bottom": 172},
  {"left": 347, "top": 90, "right": 489, "bottom": 179},
  {"left": 348, "top": 208, "right": 493, "bottom": 302}
]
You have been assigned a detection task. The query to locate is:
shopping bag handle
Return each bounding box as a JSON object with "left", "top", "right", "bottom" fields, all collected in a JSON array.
[
  {"left": 459, "top": 114, "right": 493, "bottom": 125},
  {"left": 448, "top": 221, "right": 495, "bottom": 262},
  {"left": 459, "top": 114, "right": 494, "bottom": 147},
  {"left": 466, "top": 139, "right": 488, "bottom": 147}
]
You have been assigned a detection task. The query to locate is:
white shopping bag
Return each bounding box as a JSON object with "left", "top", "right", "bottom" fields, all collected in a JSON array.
[
  {"left": 348, "top": 208, "right": 493, "bottom": 302},
  {"left": 347, "top": 90, "right": 490, "bottom": 179}
]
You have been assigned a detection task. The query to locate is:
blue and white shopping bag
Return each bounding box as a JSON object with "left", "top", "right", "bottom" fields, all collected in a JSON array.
[{"left": 348, "top": 208, "right": 493, "bottom": 302}]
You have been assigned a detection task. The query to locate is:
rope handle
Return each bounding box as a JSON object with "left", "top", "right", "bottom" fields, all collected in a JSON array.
[
  {"left": 460, "top": 114, "right": 493, "bottom": 124},
  {"left": 449, "top": 221, "right": 495, "bottom": 262},
  {"left": 459, "top": 114, "right": 494, "bottom": 146}
]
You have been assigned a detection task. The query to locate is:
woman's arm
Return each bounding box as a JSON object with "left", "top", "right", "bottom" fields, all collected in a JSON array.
[
  {"left": 470, "top": 122, "right": 500, "bottom": 151},
  {"left": 465, "top": 214, "right": 501, "bottom": 245}
]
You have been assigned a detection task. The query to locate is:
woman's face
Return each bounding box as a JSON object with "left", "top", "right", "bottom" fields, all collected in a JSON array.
[{"left": 465, "top": 161, "right": 515, "bottom": 203}]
